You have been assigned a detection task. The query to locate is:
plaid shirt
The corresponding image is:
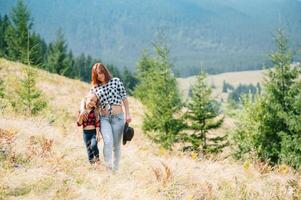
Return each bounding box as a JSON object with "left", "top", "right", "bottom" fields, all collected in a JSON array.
[
  {"left": 90, "top": 77, "right": 127, "bottom": 109},
  {"left": 77, "top": 109, "right": 100, "bottom": 128}
]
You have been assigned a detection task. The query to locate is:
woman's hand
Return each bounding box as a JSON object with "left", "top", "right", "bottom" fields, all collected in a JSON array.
[
  {"left": 96, "top": 132, "right": 102, "bottom": 142},
  {"left": 125, "top": 114, "right": 132, "bottom": 123}
]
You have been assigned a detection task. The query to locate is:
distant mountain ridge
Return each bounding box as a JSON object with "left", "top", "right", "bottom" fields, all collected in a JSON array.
[{"left": 1, "top": 0, "right": 301, "bottom": 76}]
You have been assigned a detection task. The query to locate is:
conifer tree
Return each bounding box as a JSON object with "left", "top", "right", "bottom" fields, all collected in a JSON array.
[
  {"left": 85, "top": 55, "right": 94, "bottom": 80},
  {"left": 74, "top": 53, "right": 86, "bottom": 80},
  {"left": 222, "top": 80, "right": 228, "bottom": 93},
  {"left": 184, "top": 72, "right": 224, "bottom": 154},
  {"left": 121, "top": 67, "right": 138, "bottom": 95},
  {"left": 107, "top": 64, "right": 121, "bottom": 78},
  {"left": 14, "top": 30, "right": 47, "bottom": 116},
  {"left": 63, "top": 50, "right": 74, "bottom": 77},
  {"left": 5, "top": 0, "right": 32, "bottom": 61},
  {"left": 233, "top": 30, "right": 301, "bottom": 168},
  {"left": 17, "top": 67, "right": 47, "bottom": 116},
  {"left": 135, "top": 44, "right": 183, "bottom": 148},
  {"left": 29, "top": 32, "right": 48, "bottom": 66},
  {"left": 0, "top": 14, "right": 10, "bottom": 57},
  {"left": 46, "top": 29, "right": 70, "bottom": 75}
]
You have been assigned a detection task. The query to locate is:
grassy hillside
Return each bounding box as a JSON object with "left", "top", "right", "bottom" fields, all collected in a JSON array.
[{"left": 0, "top": 58, "right": 300, "bottom": 199}]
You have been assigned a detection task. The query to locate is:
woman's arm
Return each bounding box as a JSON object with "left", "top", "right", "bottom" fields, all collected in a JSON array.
[
  {"left": 122, "top": 98, "right": 132, "bottom": 123},
  {"left": 117, "top": 78, "right": 132, "bottom": 123},
  {"left": 95, "top": 109, "right": 102, "bottom": 141}
]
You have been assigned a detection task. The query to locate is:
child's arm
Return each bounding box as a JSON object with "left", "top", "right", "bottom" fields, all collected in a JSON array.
[
  {"left": 77, "top": 111, "right": 84, "bottom": 126},
  {"left": 79, "top": 99, "right": 89, "bottom": 121}
]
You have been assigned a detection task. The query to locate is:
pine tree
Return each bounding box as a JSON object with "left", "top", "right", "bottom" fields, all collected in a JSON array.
[
  {"left": 255, "top": 30, "right": 300, "bottom": 164},
  {"left": 5, "top": 0, "right": 32, "bottom": 61},
  {"left": 233, "top": 30, "right": 301, "bottom": 168},
  {"left": 63, "top": 50, "right": 74, "bottom": 78},
  {"left": 121, "top": 67, "right": 138, "bottom": 95},
  {"left": 29, "top": 32, "right": 48, "bottom": 67},
  {"left": 17, "top": 67, "right": 47, "bottom": 116},
  {"left": 46, "top": 29, "right": 70, "bottom": 75},
  {"left": 0, "top": 14, "right": 10, "bottom": 57},
  {"left": 135, "top": 44, "right": 184, "bottom": 149},
  {"left": 222, "top": 80, "right": 234, "bottom": 93},
  {"left": 74, "top": 53, "right": 86, "bottom": 80},
  {"left": 107, "top": 64, "right": 121, "bottom": 78},
  {"left": 184, "top": 72, "right": 224, "bottom": 154},
  {"left": 85, "top": 55, "right": 96, "bottom": 81},
  {"left": 222, "top": 80, "right": 228, "bottom": 93},
  {"left": 12, "top": 23, "right": 47, "bottom": 116}
]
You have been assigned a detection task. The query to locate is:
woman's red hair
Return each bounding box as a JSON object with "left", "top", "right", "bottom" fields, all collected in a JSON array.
[{"left": 91, "top": 63, "right": 112, "bottom": 86}]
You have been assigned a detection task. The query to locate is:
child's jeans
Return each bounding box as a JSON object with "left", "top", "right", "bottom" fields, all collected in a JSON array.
[
  {"left": 100, "top": 113, "right": 124, "bottom": 171},
  {"left": 83, "top": 129, "right": 99, "bottom": 163}
]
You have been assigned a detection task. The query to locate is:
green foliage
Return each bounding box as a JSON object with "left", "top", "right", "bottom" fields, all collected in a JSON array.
[
  {"left": 4, "top": 0, "right": 32, "bottom": 61},
  {"left": 0, "top": 78, "right": 6, "bottom": 113},
  {"left": 0, "top": 79, "right": 4, "bottom": 99},
  {"left": 134, "top": 44, "right": 184, "bottom": 149},
  {"left": 28, "top": 32, "right": 47, "bottom": 66},
  {"left": 228, "top": 83, "right": 260, "bottom": 105},
  {"left": 222, "top": 80, "right": 234, "bottom": 93},
  {"left": 120, "top": 67, "right": 138, "bottom": 95},
  {"left": 231, "top": 96, "right": 261, "bottom": 160},
  {"left": 46, "top": 29, "right": 70, "bottom": 75},
  {"left": 0, "top": 1, "right": 138, "bottom": 92},
  {"left": 1, "top": 1, "right": 46, "bottom": 67},
  {"left": 107, "top": 64, "right": 121, "bottom": 78},
  {"left": 72, "top": 53, "right": 95, "bottom": 81},
  {"left": 232, "top": 30, "right": 301, "bottom": 168},
  {"left": 16, "top": 67, "right": 47, "bottom": 116},
  {"left": 0, "top": 14, "right": 10, "bottom": 57},
  {"left": 183, "top": 72, "right": 225, "bottom": 154}
]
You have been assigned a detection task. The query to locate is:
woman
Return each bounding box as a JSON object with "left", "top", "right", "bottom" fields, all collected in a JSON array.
[{"left": 87, "top": 63, "right": 131, "bottom": 171}]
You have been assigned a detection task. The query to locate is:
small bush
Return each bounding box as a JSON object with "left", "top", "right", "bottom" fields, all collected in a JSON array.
[{"left": 0, "top": 128, "right": 29, "bottom": 169}]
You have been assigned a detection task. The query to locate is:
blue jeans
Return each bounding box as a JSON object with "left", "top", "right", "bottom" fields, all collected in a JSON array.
[
  {"left": 100, "top": 113, "right": 125, "bottom": 171},
  {"left": 83, "top": 129, "right": 99, "bottom": 163}
]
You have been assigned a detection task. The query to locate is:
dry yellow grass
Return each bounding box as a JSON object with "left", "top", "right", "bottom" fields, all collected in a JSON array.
[{"left": 0, "top": 59, "right": 300, "bottom": 200}]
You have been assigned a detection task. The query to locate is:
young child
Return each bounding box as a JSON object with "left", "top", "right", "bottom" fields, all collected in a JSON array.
[{"left": 77, "top": 93, "right": 101, "bottom": 164}]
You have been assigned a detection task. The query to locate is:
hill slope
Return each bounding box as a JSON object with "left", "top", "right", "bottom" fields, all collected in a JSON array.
[{"left": 0, "top": 59, "right": 300, "bottom": 199}]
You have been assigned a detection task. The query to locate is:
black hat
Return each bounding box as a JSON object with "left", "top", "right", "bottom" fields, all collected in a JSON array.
[{"left": 123, "top": 122, "right": 134, "bottom": 145}]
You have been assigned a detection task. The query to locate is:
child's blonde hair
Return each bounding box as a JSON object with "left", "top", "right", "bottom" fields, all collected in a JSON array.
[{"left": 79, "top": 93, "right": 100, "bottom": 119}]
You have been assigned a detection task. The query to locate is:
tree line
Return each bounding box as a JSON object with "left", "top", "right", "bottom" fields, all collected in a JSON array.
[
  {"left": 0, "top": 0, "right": 137, "bottom": 93},
  {"left": 222, "top": 81, "right": 262, "bottom": 105}
]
